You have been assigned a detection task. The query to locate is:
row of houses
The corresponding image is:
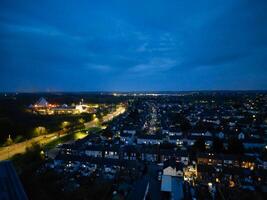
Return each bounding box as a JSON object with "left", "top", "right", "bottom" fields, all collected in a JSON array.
[
  {"left": 58, "top": 140, "right": 267, "bottom": 172},
  {"left": 118, "top": 131, "right": 265, "bottom": 150},
  {"left": 59, "top": 143, "right": 190, "bottom": 164}
]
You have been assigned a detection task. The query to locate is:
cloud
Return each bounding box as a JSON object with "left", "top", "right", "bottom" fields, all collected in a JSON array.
[
  {"left": 129, "top": 58, "right": 177, "bottom": 73},
  {"left": 136, "top": 43, "right": 148, "bottom": 52},
  {"left": 187, "top": 53, "right": 248, "bottom": 69},
  {"left": 135, "top": 32, "right": 177, "bottom": 54},
  {"left": 1, "top": 21, "right": 82, "bottom": 41},
  {"left": 0, "top": 0, "right": 267, "bottom": 91},
  {"left": 85, "top": 64, "right": 112, "bottom": 72}
]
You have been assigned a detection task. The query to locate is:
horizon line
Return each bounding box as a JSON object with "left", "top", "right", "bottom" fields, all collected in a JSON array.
[{"left": 1, "top": 89, "right": 267, "bottom": 94}]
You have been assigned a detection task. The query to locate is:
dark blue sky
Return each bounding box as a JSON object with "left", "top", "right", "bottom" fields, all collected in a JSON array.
[{"left": 0, "top": 0, "right": 267, "bottom": 92}]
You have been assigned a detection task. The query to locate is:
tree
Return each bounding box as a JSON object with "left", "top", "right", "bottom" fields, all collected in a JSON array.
[
  {"left": 193, "top": 138, "right": 206, "bottom": 152},
  {"left": 180, "top": 118, "right": 191, "bottom": 133},
  {"left": 33, "top": 126, "right": 47, "bottom": 137},
  {"left": 102, "top": 129, "right": 112, "bottom": 138},
  {"left": 78, "top": 118, "right": 85, "bottom": 124},
  {"left": 169, "top": 112, "right": 191, "bottom": 133},
  {"left": 14, "top": 135, "right": 24, "bottom": 143},
  {"left": 212, "top": 137, "right": 224, "bottom": 153},
  {"left": 128, "top": 109, "right": 139, "bottom": 121},
  {"left": 227, "top": 137, "right": 244, "bottom": 154},
  {"left": 60, "top": 121, "right": 70, "bottom": 130}
]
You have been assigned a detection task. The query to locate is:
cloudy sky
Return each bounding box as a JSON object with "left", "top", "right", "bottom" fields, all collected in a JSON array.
[{"left": 0, "top": 0, "right": 267, "bottom": 91}]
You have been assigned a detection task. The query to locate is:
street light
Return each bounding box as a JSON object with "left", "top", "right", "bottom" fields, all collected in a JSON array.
[
  {"left": 94, "top": 117, "right": 99, "bottom": 122},
  {"left": 208, "top": 182, "right": 212, "bottom": 188}
]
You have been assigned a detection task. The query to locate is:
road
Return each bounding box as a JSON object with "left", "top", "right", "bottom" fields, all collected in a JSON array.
[
  {"left": 84, "top": 105, "right": 126, "bottom": 128},
  {"left": 0, "top": 105, "right": 126, "bottom": 161},
  {"left": 0, "top": 132, "right": 65, "bottom": 160},
  {"left": 102, "top": 106, "right": 126, "bottom": 122}
]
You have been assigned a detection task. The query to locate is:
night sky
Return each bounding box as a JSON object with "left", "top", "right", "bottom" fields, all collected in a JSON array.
[{"left": 0, "top": 0, "right": 267, "bottom": 92}]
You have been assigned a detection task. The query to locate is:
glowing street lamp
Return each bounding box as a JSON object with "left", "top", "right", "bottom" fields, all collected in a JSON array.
[
  {"left": 61, "top": 121, "right": 70, "bottom": 129},
  {"left": 208, "top": 182, "right": 213, "bottom": 188},
  {"left": 94, "top": 117, "right": 99, "bottom": 122}
]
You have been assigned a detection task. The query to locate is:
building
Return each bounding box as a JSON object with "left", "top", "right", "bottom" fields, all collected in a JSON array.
[
  {"left": 29, "top": 97, "right": 96, "bottom": 115},
  {"left": 0, "top": 161, "right": 28, "bottom": 200}
]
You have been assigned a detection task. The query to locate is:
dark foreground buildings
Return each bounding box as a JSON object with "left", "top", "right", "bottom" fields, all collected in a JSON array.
[{"left": 0, "top": 161, "right": 28, "bottom": 200}]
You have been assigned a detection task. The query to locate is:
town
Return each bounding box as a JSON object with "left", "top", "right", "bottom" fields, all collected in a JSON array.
[
  {"left": 10, "top": 92, "right": 265, "bottom": 200},
  {"left": 1, "top": 0, "right": 267, "bottom": 199}
]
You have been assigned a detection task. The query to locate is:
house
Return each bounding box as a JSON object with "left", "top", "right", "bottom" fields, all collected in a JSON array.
[
  {"left": 54, "top": 154, "right": 139, "bottom": 170},
  {"left": 84, "top": 145, "right": 104, "bottom": 157},
  {"left": 161, "top": 175, "right": 184, "bottom": 200},
  {"left": 185, "top": 135, "right": 213, "bottom": 147},
  {"left": 140, "top": 146, "right": 158, "bottom": 162},
  {"left": 163, "top": 159, "right": 184, "bottom": 177},
  {"left": 243, "top": 138, "right": 265, "bottom": 149},
  {"left": 175, "top": 151, "right": 189, "bottom": 165},
  {"left": 122, "top": 145, "right": 139, "bottom": 160},
  {"left": 160, "top": 149, "right": 176, "bottom": 162},
  {"left": 120, "top": 132, "right": 135, "bottom": 145},
  {"left": 123, "top": 129, "right": 136, "bottom": 135},
  {"left": 104, "top": 145, "right": 120, "bottom": 159},
  {"left": 169, "top": 135, "right": 183, "bottom": 146},
  {"left": 168, "top": 127, "right": 182, "bottom": 136},
  {"left": 238, "top": 132, "right": 245, "bottom": 140},
  {"left": 60, "top": 143, "right": 83, "bottom": 156},
  {"left": 137, "top": 134, "right": 163, "bottom": 145},
  {"left": 216, "top": 131, "right": 224, "bottom": 139},
  {"left": 197, "top": 153, "right": 256, "bottom": 170}
]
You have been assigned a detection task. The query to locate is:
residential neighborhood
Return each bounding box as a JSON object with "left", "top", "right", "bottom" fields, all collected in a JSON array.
[{"left": 36, "top": 92, "right": 267, "bottom": 200}]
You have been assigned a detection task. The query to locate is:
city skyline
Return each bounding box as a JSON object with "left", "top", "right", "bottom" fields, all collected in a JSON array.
[{"left": 0, "top": 0, "right": 267, "bottom": 92}]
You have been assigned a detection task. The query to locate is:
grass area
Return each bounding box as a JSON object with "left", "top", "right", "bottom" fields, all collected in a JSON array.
[
  {"left": 44, "top": 127, "right": 102, "bottom": 149},
  {"left": 73, "top": 132, "right": 88, "bottom": 140},
  {"left": 44, "top": 134, "right": 75, "bottom": 149},
  {"left": 86, "top": 127, "right": 102, "bottom": 133}
]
